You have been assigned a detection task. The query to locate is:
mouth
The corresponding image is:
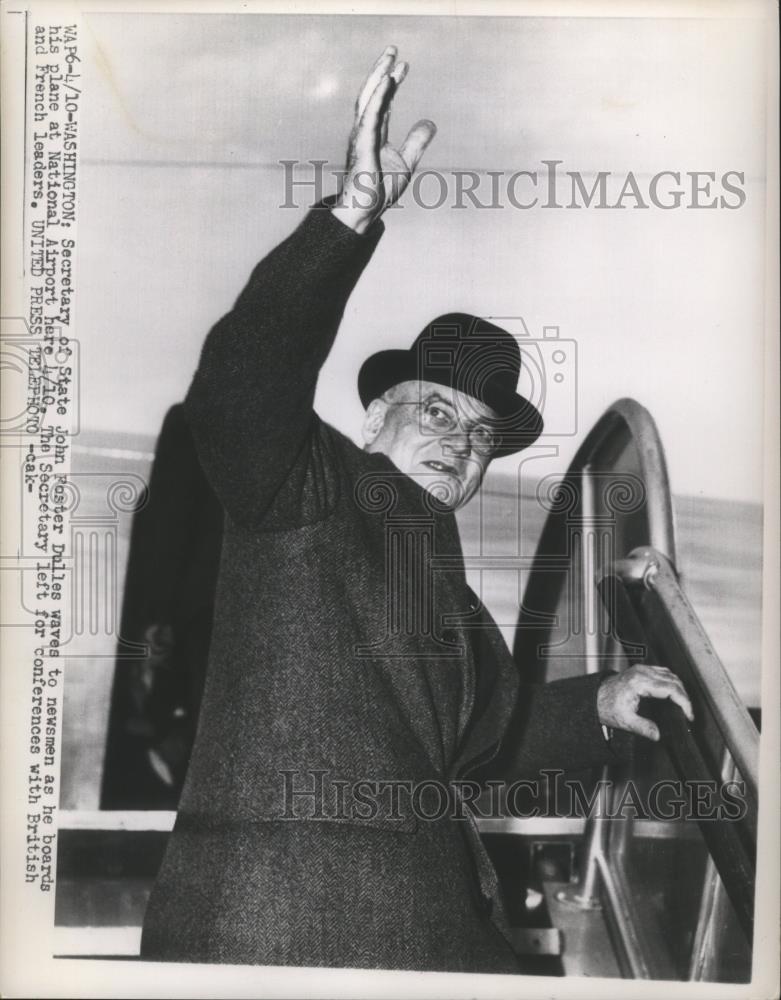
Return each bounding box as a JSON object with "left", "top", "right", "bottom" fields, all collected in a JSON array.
[{"left": 422, "top": 460, "right": 461, "bottom": 479}]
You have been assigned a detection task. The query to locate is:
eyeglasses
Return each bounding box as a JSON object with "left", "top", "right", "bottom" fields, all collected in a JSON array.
[{"left": 411, "top": 397, "right": 499, "bottom": 456}]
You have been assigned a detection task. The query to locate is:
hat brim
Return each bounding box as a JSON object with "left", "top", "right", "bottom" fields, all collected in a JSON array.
[{"left": 358, "top": 350, "right": 544, "bottom": 457}]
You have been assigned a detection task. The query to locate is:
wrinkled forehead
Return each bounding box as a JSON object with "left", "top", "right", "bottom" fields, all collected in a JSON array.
[{"left": 388, "top": 380, "right": 499, "bottom": 423}]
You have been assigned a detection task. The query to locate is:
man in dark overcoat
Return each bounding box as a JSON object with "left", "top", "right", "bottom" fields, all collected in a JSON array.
[{"left": 140, "top": 47, "right": 691, "bottom": 973}]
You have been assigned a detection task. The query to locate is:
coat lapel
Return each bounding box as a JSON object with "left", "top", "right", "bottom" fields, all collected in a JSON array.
[{"left": 451, "top": 603, "right": 520, "bottom": 779}]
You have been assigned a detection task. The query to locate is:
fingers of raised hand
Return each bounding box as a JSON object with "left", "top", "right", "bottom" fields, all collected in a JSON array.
[
  {"left": 380, "top": 61, "right": 408, "bottom": 147},
  {"left": 354, "top": 72, "right": 399, "bottom": 162},
  {"left": 340, "top": 48, "right": 435, "bottom": 223},
  {"left": 356, "top": 45, "right": 398, "bottom": 119}
]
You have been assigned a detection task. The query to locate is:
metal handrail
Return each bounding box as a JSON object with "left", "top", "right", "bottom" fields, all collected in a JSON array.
[
  {"left": 610, "top": 547, "right": 759, "bottom": 805},
  {"left": 599, "top": 545, "right": 758, "bottom": 942}
]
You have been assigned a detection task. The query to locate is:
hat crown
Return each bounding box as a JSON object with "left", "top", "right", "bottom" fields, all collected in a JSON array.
[{"left": 412, "top": 312, "right": 522, "bottom": 400}]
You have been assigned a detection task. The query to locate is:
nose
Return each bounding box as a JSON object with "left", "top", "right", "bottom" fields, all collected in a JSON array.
[{"left": 442, "top": 433, "right": 471, "bottom": 458}]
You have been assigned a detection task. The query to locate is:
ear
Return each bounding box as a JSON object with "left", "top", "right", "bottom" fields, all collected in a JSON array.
[{"left": 362, "top": 398, "right": 389, "bottom": 445}]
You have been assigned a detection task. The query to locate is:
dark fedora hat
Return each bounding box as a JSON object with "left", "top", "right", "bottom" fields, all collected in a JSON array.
[{"left": 358, "top": 312, "right": 544, "bottom": 456}]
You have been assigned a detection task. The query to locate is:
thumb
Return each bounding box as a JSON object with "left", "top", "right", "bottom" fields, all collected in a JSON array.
[
  {"left": 399, "top": 118, "right": 437, "bottom": 173},
  {"left": 629, "top": 715, "right": 660, "bottom": 742}
]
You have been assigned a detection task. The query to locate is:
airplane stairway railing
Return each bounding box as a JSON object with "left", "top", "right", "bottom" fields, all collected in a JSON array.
[
  {"left": 481, "top": 397, "right": 759, "bottom": 981},
  {"left": 595, "top": 547, "right": 758, "bottom": 957}
]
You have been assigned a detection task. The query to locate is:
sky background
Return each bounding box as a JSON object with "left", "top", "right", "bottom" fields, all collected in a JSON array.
[{"left": 75, "top": 10, "right": 770, "bottom": 501}]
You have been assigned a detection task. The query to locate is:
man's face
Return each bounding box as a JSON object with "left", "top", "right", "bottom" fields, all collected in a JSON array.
[{"left": 362, "top": 380, "right": 498, "bottom": 509}]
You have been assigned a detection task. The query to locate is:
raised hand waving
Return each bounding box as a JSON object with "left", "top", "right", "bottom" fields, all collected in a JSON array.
[{"left": 332, "top": 46, "right": 437, "bottom": 234}]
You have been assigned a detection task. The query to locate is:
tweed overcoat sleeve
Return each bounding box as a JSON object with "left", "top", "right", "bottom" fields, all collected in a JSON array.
[
  {"left": 458, "top": 611, "right": 631, "bottom": 783},
  {"left": 482, "top": 672, "right": 631, "bottom": 782},
  {"left": 185, "top": 205, "right": 384, "bottom": 529}
]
